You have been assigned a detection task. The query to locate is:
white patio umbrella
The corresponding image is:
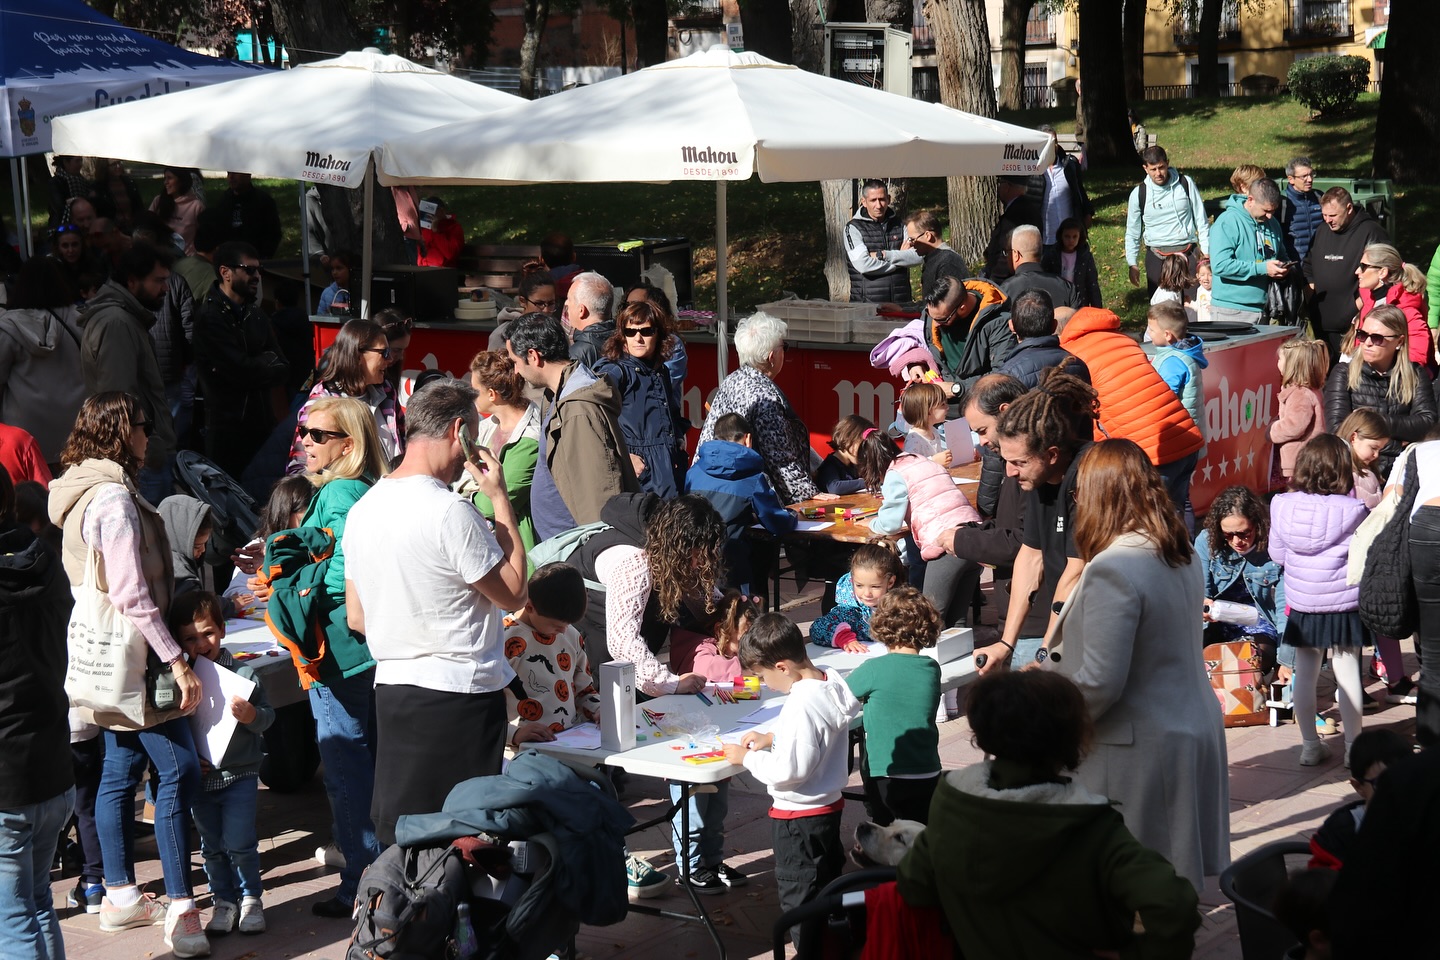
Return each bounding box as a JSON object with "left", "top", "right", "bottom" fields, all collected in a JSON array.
[
  {"left": 53, "top": 49, "right": 523, "bottom": 311},
  {"left": 376, "top": 46, "right": 1053, "bottom": 369}
]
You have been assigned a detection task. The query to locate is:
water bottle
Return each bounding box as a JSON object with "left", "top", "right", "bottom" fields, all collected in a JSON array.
[
  {"left": 1205, "top": 600, "right": 1259, "bottom": 626},
  {"left": 453, "top": 901, "right": 479, "bottom": 960}
]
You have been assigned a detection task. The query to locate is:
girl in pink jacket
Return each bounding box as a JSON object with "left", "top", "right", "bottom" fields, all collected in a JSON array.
[
  {"left": 1270, "top": 338, "right": 1329, "bottom": 485},
  {"left": 857, "top": 429, "right": 980, "bottom": 629},
  {"left": 1269, "top": 435, "right": 1369, "bottom": 769}
]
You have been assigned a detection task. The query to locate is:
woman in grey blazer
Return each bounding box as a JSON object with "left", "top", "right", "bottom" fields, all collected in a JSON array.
[{"left": 1048, "top": 439, "right": 1230, "bottom": 892}]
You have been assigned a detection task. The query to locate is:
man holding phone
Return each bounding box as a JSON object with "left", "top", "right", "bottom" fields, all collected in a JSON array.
[{"left": 1208, "top": 177, "right": 1290, "bottom": 324}]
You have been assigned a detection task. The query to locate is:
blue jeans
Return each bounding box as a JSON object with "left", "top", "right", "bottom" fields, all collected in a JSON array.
[
  {"left": 191, "top": 778, "right": 262, "bottom": 903},
  {"left": 310, "top": 670, "right": 382, "bottom": 902},
  {"left": 668, "top": 780, "right": 729, "bottom": 872},
  {"left": 97, "top": 719, "right": 200, "bottom": 898},
  {"left": 0, "top": 788, "right": 75, "bottom": 960}
]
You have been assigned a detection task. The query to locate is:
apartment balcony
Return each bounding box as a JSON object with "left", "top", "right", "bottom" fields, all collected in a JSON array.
[
  {"left": 1025, "top": 13, "right": 1055, "bottom": 46},
  {"left": 1173, "top": 8, "right": 1241, "bottom": 49},
  {"left": 1285, "top": 1, "right": 1354, "bottom": 42}
]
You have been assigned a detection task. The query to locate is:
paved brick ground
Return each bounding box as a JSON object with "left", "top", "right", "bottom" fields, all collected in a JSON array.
[{"left": 48, "top": 578, "right": 1414, "bottom": 960}]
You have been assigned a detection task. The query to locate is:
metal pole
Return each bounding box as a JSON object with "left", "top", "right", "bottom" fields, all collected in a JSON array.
[
  {"left": 19, "top": 156, "right": 33, "bottom": 259},
  {"left": 9, "top": 158, "right": 26, "bottom": 260},
  {"left": 298, "top": 181, "right": 311, "bottom": 309},
  {"left": 715, "top": 179, "right": 727, "bottom": 380},
  {"left": 361, "top": 160, "right": 374, "bottom": 320}
]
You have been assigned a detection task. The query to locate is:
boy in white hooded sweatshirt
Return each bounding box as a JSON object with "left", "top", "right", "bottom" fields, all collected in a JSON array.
[{"left": 722, "top": 614, "right": 861, "bottom": 950}]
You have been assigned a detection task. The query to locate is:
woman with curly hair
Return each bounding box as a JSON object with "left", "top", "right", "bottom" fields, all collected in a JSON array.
[
  {"left": 570, "top": 493, "right": 726, "bottom": 695},
  {"left": 1196, "top": 485, "right": 1287, "bottom": 674},
  {"left": 287, "top": 317, "right": 403, "bottom": 474},
  {"left": 47, "top": 392, "right": 209, "bottom": 956},
  {"left": 1047, "top": 439, "right": 1229, "bottom": 892},
  {"left": 595, "top": 299, "right": 687, "bottom": 498}
]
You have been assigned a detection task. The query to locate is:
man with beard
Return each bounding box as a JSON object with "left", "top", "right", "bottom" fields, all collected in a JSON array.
[
  {"left": 340, "top": 379, "right": 536, "bottom": 845},
  {"left": 193, "top": 242, "right": 288, "bottom": 477},
  {"left": 78, "top": 243, "right": 179, "bottom": 502}
]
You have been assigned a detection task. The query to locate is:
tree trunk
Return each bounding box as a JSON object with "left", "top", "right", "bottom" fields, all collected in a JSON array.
[
  {"left": 1122, "top": 0, "right": 1146, "bottom": 102},
  {"left": 997, "top": 0, "right": 1035, "bottom": 112},
  {"left": 1078, "top": 0, "right": 1135, "bottom": 166},
  {"left": 519, "top": 0, "right": 551, "bottom": 99},
  {"left": 792, "top": 0, "right": 852, "bottom": 300},
  {"left": 1194, "top": 0, "right": 1221, "bottom": 97},
  {"left": 270, "top": 0, "right": 366, "bottom": 65},
  {"left": 631, "top": 0, "right": 669, "bottom": 68},
  {"left": 928, "top": 0, "right": 997, "bottom": 265},
  {"left": 1372, "top": 0, "right": 1436, "bottom": 183},
  {"left": 739, "top": 1, "right": 793, "bottom": 61},
  {"left": 864, "top": 0, "right": 913, "bottom": 30}
]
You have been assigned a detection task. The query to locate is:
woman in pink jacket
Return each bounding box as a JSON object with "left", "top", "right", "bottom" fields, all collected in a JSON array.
[
  {"left": 148, "top": 168, "right": 203, "bottom": 255},
  {"left": 1357, "top": 243, "right": 1431, "bottom": 372},
  {"left": 858, "top": 428, "right": 980, "bottom": 628}
]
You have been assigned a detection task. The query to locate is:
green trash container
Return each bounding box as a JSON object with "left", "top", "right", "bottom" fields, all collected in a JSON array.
[{"left": 1312, "top": 177, "right": 1398, "bottom": 242}]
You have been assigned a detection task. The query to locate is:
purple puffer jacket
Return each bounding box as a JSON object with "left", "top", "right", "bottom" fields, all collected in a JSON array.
[{"left": 1268, "top": 491, "right": 1367, "bottom": 613}]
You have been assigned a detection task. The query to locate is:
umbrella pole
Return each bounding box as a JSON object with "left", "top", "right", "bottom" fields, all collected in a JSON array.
[
  {"left": 20, "top": 157, "right": 32, "bottom": 259},
  {"left": 298, "top": 181, "right": 311, "bottom": 304},
  {"left": 715, "top": 179, "right": 727, "bottom": 381},
  {"left": 9, "top": 158, "right": 26, "bottom": 260},
  {"left": 361, "top": 161, "right": 374, "bottom": 320}
]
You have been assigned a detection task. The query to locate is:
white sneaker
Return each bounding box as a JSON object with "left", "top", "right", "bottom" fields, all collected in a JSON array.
[
  {"left": 164, "top": 905, "right": 211, "bottom": 958},
  {"left": 1299, "top": 739, "right": 1331, "bottom": 767},
  {"left": 98, "top": 892, "right": 166, "bottom": 931},
  {"left": 204, "top": 898, "right": 237, "bottom": 934},
  {"left": 315, "top": 843, "right": 347, "bottom": 869},
  {"left": 238, "top": 896, "right": 266, "bottom": 935}
]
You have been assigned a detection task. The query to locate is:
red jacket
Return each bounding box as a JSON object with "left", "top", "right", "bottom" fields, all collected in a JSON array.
[
  {"left": 418, "top": 217, "right": 464, "bottom": 269},
  {"left": 1058, "top": 308, "right": 1203, "bottom": 466},
  {"left": 1360, "top": 284, "right": 1430, "bottom": 368}
]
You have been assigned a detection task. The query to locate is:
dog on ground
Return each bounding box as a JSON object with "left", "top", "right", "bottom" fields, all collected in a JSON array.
[{"left": 851, "top": 819, "right": 924, "bottom": 868}]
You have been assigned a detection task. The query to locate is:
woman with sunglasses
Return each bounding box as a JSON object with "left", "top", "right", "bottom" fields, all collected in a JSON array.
[
  {"left": 694, "top": 312, "right": 820, "bottom": 504},
  {"left": 292, "top": 396, "right": 389, "bottom": 918},
  {"left": 376, "top": 309, "right": 413, "bottom": 394},
  {"left": 1196, "top": 485, "right": 1287, "bottom": 680},
  {"left": 148, "top": 167, "right": 204, "bottom": 256},
  {"left": 287, "top": 318, "right": 404, "bottom": 475},
  {"left": 1324, "top": 304, "right": 1436, "bottom": 482},
  {"left": 48, "top": 392, "right": 210, "bottom": 956},
  {"left": 594, "top": 299, "right": 687, "bottom": 499},
  {"left": 1355, "top": 243, "right": 1431, "bottom": 372}
]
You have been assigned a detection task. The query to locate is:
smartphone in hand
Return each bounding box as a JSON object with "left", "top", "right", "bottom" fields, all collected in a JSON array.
[{"left": 459, "top": 423, "right": 483, "bottom": 466}]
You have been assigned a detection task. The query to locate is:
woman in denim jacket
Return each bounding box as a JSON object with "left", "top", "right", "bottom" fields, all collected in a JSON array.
[{"left": 1195, "top": 486, "right": 1288, "bottom": 676}]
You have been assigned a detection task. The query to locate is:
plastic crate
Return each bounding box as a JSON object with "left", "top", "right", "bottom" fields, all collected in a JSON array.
[
  {"left": 757, "top": 300, "right": 876, "bottom": 343},
  {"left": 851, "top": 316, "right": 904, "bottom": 345}
]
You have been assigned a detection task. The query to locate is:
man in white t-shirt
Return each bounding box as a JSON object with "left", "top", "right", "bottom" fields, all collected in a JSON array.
[{"left": 343, "top": 378, "right": 539, "bottom": 844}]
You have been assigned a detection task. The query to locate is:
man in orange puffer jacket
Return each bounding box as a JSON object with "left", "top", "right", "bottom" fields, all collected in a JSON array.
[{"left": 1058, "top": 308, "right": 1204, "bottom": 511}]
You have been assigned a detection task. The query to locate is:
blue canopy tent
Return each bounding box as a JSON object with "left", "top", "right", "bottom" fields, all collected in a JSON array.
[{"left": 1, "top": 0, "right": 262, "bottom": 253}]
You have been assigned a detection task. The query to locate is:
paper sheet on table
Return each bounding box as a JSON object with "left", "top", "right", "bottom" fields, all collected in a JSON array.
[
  {"left": 551, "top": 723, "right": 603, "bottom": 750},
  {"left": 188, "top": 656, "right": 257, "bottom": 766},
  {"left": 753, "top": 519, "right": 834, "bottom": 532},
  {"left": 952, "top": 475, "right": 979, "bottom": 485},
  {"left": 224, "top": 614, "right": 271, "bottom": 635},
  {"left": 734, "top": 701, "right": 785, "bottom": 727},
  {"left": 945, "top": 418, "right": 975, "bottom": 465},
  {"left": 222, "top": 634, "right": 282, "bottom": 656}
]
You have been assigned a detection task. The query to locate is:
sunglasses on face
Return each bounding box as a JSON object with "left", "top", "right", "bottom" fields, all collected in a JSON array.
[
  {"left": 228, "top": 263, "right": 260, "bottom": 276},
  {"left": 300, "top": 427, "right": 348, "bottom": 444},
  {"left": 1357, "top": 331, "right": 1398, "bottom": 346},
  {"left": 624, "top": 326, "right": 657, "bottom": 339},
  {"left": 54, "top": 224, "right": 80, "bottom": 234},
  {"left": 361, "top": 347, "right": 393, "bottom": 360},
  {"left": 135, "top": 420, "right": 154, "bottom": 437},
  {"left": 1223, "top": 529, "right": 1255, "bottom": 542},
  {"left": 1358, "top": 263, "right": 1382, "bottom": 272}
]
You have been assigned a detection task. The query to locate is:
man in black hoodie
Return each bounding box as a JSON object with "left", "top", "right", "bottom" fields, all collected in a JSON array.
[
  {"left": 1305, "top": 187, "right": 1389, "bottom": 364},
  {"left": 0, "top": 465, "right": 75, "bottom": 958},
  {"left": 564, "top": 271, "right": 616, "bottom": 369}
]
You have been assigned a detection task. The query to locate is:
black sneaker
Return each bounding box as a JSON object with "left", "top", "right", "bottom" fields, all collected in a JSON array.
[
  {"left": 1362, "top": 689, "right": 1380, "bottom": 711},
  {"left": 311, "top": 895, "right": 354, "bottom": 919},
  {"left": 683, "top": 867, "right": 726, "bottom": 895},
  {"left": 714, "top": 862, "right": 748, "bottom": 888}
]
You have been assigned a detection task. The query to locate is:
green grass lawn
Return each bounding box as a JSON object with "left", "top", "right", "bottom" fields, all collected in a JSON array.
[{"left": 11, "top": 93, "right": 1433, "bottom": 327}]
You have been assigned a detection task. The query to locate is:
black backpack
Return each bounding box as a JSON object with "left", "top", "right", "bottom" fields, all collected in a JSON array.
[{"left": 348, "top": 843, "right": 470, "bottom": 960}]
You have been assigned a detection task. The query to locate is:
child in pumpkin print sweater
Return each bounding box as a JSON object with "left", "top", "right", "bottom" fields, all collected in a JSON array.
[{"left": 503, "top": 563, "right": 601, "bottom": 745}]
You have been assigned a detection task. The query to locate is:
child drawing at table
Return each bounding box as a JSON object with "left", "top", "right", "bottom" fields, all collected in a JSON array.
[
  {"left": 900, "top": 381, "right": 953, "bottom": 467},
  {"left": 845, "top": 587, "right": 943, "bottom": 826},
  {"left": 502, "top": 563, "right": 602, "bottom": 742},
  {"left": 722, "top": 614, "right": 861, "bottom": 951},
  {"left": 675, "top": 589, "right": 763, "bottom": 682},
  {"left": 816, "top": 415, "right": 872, "bottom": 495},
  {"left": 860, "top": 426, "right": 982, "bottom": 629},
  {"left": 170, "top": 590, "right": 274, "bottom": 936},
  {"left": 809, "top": 541, "right": 904, "bottom": 652}
]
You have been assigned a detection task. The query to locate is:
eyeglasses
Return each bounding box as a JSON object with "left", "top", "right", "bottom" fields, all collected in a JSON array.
[
  {"left": 781, "top": 340, "right": 793, "bottom": 352},
  {"left": 135, "top": 420, "right": 154, "bottom": 437},
  {"left": 521, "top": 296, "right": 557, "bottom": 311},
  {"left": 1358, "top": 263, "right": 1382, "bottom": 272},
  {"left": 1357, "top": 331, "right": 1399, "bottom": 346},
  {"left": 624, "top": 326, "right": 657, "bottom": 339},
  {"left": 361, "top": 347, "right": 393, "bottom": 360},
  {"left": 300, "top": 427, "right": 348, "bottom": 444},
  {"left": 228, "top": 263, "right": 260, "bottom": 275}
]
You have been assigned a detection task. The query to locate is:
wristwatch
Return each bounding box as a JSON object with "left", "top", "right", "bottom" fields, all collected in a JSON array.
[{"left": 950, "top": 381, "right": 963, "bottom": 397}]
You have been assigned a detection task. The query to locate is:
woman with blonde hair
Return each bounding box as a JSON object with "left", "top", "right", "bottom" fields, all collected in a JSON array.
[
  {"left": 1356, "top": 242, "right": 1431, "bottom": 370},
  {"left": 292, "top": 396, "right": 389, "bottom": 919},
  {"left": 1324, "top": 304, "right": 1436, "bottom": 481},
  {"left": 1047, "top": 439, "right": 1229, "bottom": 892}
]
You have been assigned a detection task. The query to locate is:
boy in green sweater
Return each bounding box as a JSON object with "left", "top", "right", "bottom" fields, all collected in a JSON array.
[{"left": 843, "top": 586, "right": 943, "bottom": 825}]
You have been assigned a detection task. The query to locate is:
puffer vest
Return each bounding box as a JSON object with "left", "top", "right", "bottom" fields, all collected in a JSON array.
[
  {"left": 890, "top": 454, "right": 982, "bottom": 559},
  {"left": 848, "top": 210, "right": 910, "bottom": 303},
  {"left": 1152, "top": 345, "right": 1206, "bottom": 456}
]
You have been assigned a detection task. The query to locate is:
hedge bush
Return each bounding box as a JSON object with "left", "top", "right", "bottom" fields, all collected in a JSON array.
[{"left": 1288, "top": 55, "right": 1370, "bottom": 117}]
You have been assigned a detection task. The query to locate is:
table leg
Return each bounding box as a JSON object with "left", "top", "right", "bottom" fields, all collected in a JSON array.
[{"left": 675, "top": 784, "right": 727, "bottom": 959}]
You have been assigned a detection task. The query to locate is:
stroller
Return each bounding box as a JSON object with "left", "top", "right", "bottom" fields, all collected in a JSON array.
[{"left": 349, "top": 751, "right": 635, "bottom": 960}]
